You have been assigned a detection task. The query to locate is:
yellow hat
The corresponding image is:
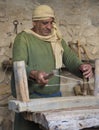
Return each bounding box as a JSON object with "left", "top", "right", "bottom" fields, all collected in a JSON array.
[{"left": 32, "top": 5, "right": 55, "bottom": 21}]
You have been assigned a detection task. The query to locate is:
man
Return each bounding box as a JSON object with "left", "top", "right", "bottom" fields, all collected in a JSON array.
[{"left": 11, "top": 5, "right": 93, "bottom": 130}]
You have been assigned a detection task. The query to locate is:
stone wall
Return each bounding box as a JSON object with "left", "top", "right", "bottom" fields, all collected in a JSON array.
[{"left": 0, "top": 0, "right": 99, "bottom": 130}]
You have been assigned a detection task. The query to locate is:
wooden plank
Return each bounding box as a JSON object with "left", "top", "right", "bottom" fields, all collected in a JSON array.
[
  {"left": 13, "top": 61, "right": 29, "bottom": 102},
  {"left": 94, "top": 59, "right": 99, "bottom": 96},
  {"left": 9, "top": 96, "right": 99, "bottom": 112},
  {"left": 21, "top": 108, "right": 99, "bottom": 130}
]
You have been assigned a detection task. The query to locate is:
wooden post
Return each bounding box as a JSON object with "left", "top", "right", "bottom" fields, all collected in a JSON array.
[
  {"left": 13, "top": 61, "right": 29, "bottom": 102},
  {"left": 94, "top": 59, "right": 99, "bottom": 96}
]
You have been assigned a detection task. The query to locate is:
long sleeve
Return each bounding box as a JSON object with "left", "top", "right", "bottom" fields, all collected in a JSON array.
[
  {"left": 12, "top": 32, "right": 33, "bottom": 77},
  {"left": 62, "top": 39, "right": 83, "bottom": 77}
]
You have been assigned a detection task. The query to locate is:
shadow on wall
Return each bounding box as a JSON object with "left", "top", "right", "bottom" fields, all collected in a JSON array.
[{"left": 82, "top": 127, "right": 99, "bottom": 130}]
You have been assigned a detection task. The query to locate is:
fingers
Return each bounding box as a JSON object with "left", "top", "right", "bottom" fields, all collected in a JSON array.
[
  {"left": 83, "top": 70, "right": 93, "bottom": 78},
  {"left": 37, "top": 72, "right": 48, "bottom": 85},
  {"left": 79, "top": 64, "right": 93, "bottom": 78},
  {"left": 30, "top": 70, "right": 48, "bottom": 85}
]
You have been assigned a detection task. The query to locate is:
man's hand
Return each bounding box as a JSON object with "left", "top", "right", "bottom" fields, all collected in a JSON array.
[
  {"left": 79, "top": 64, "right": 93, "bottom": 78},
  {"left": 29, "top": 70, "right": 49, "bottom": 85}
]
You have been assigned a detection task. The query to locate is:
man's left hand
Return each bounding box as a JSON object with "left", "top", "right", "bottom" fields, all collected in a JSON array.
[{"left": 79, "top": 64, "right": 93, "bottom": 78}]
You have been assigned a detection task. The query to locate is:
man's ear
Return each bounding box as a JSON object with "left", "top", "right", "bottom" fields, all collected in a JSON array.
[{"left": 33, "top": 21, "right": 36, "bottom": 27}]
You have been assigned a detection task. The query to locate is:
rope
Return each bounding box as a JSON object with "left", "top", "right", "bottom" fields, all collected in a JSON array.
[
  {"left": 55, "top": 74, "right": 82, "bottom": 82},
  {"left": 45, "top": 74, "right": 94, "bottom": 87}
]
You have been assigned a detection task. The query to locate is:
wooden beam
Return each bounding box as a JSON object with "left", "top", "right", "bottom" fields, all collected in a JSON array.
[
  {"left": 9, "top": 96, "right": 99, "bottom": 112},
  {"left": 29, "top": 108, "right": 99, "bottom": 130},
  {"left": 94, "top": 59, "right": 99, "bottom": 96},
  {"left": 13, "top": 61, "right": 29, "bottom": 102}
]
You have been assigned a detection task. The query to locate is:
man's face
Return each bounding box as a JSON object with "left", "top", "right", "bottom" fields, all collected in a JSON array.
[{"left": 33, "top": 17, "right": 54, "bottom": 36}]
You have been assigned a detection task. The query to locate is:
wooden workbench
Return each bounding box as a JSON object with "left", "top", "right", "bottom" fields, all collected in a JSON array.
[
  {"left": 9, "top": 60, "right": 99, "bottom": 130},
  {"left": 9, "top": 96, "right": 99, "bottom": 130}
]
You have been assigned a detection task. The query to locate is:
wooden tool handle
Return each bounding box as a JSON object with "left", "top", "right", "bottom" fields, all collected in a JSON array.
[{"left": 44, "top": 72, "right": 54, "bottom": 80}]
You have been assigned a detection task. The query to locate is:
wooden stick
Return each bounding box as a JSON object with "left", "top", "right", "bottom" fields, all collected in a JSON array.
[
  {"left": 13, "top": 61, "right": 29, "bottom": 102},
  {"left": 82, "top": 77, "right": 88, "bottom": 96}
]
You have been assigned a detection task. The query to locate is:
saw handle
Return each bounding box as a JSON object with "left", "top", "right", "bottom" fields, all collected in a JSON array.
[{"left": 44, "top": 72, "right": 54, "bottom": 80}]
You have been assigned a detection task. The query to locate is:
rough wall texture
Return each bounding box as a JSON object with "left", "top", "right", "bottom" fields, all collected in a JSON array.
[{"left": 0, "top": 0, "right": 99, "bottom": 130}]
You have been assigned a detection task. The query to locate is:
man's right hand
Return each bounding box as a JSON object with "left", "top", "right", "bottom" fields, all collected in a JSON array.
[{"left": 29, "top": 70, "right": 48, "bottom": 85}]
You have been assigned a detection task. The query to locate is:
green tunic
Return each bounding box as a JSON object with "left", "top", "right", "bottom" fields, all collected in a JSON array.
[
  {"left": 11, "top": 31, "right": 82, "bottom": 98},
  {"left": 11, "top": 31, "right": 83, "bottom": 130}
]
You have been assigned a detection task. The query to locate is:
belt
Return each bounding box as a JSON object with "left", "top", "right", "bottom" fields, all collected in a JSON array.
[{"left": 33, "top": 91, "right": 62, "bottom": 98}]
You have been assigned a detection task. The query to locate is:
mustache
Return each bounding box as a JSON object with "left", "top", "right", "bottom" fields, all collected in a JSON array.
[{"left": 44, "top": 28, "right": 51, "bottom": 32}]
